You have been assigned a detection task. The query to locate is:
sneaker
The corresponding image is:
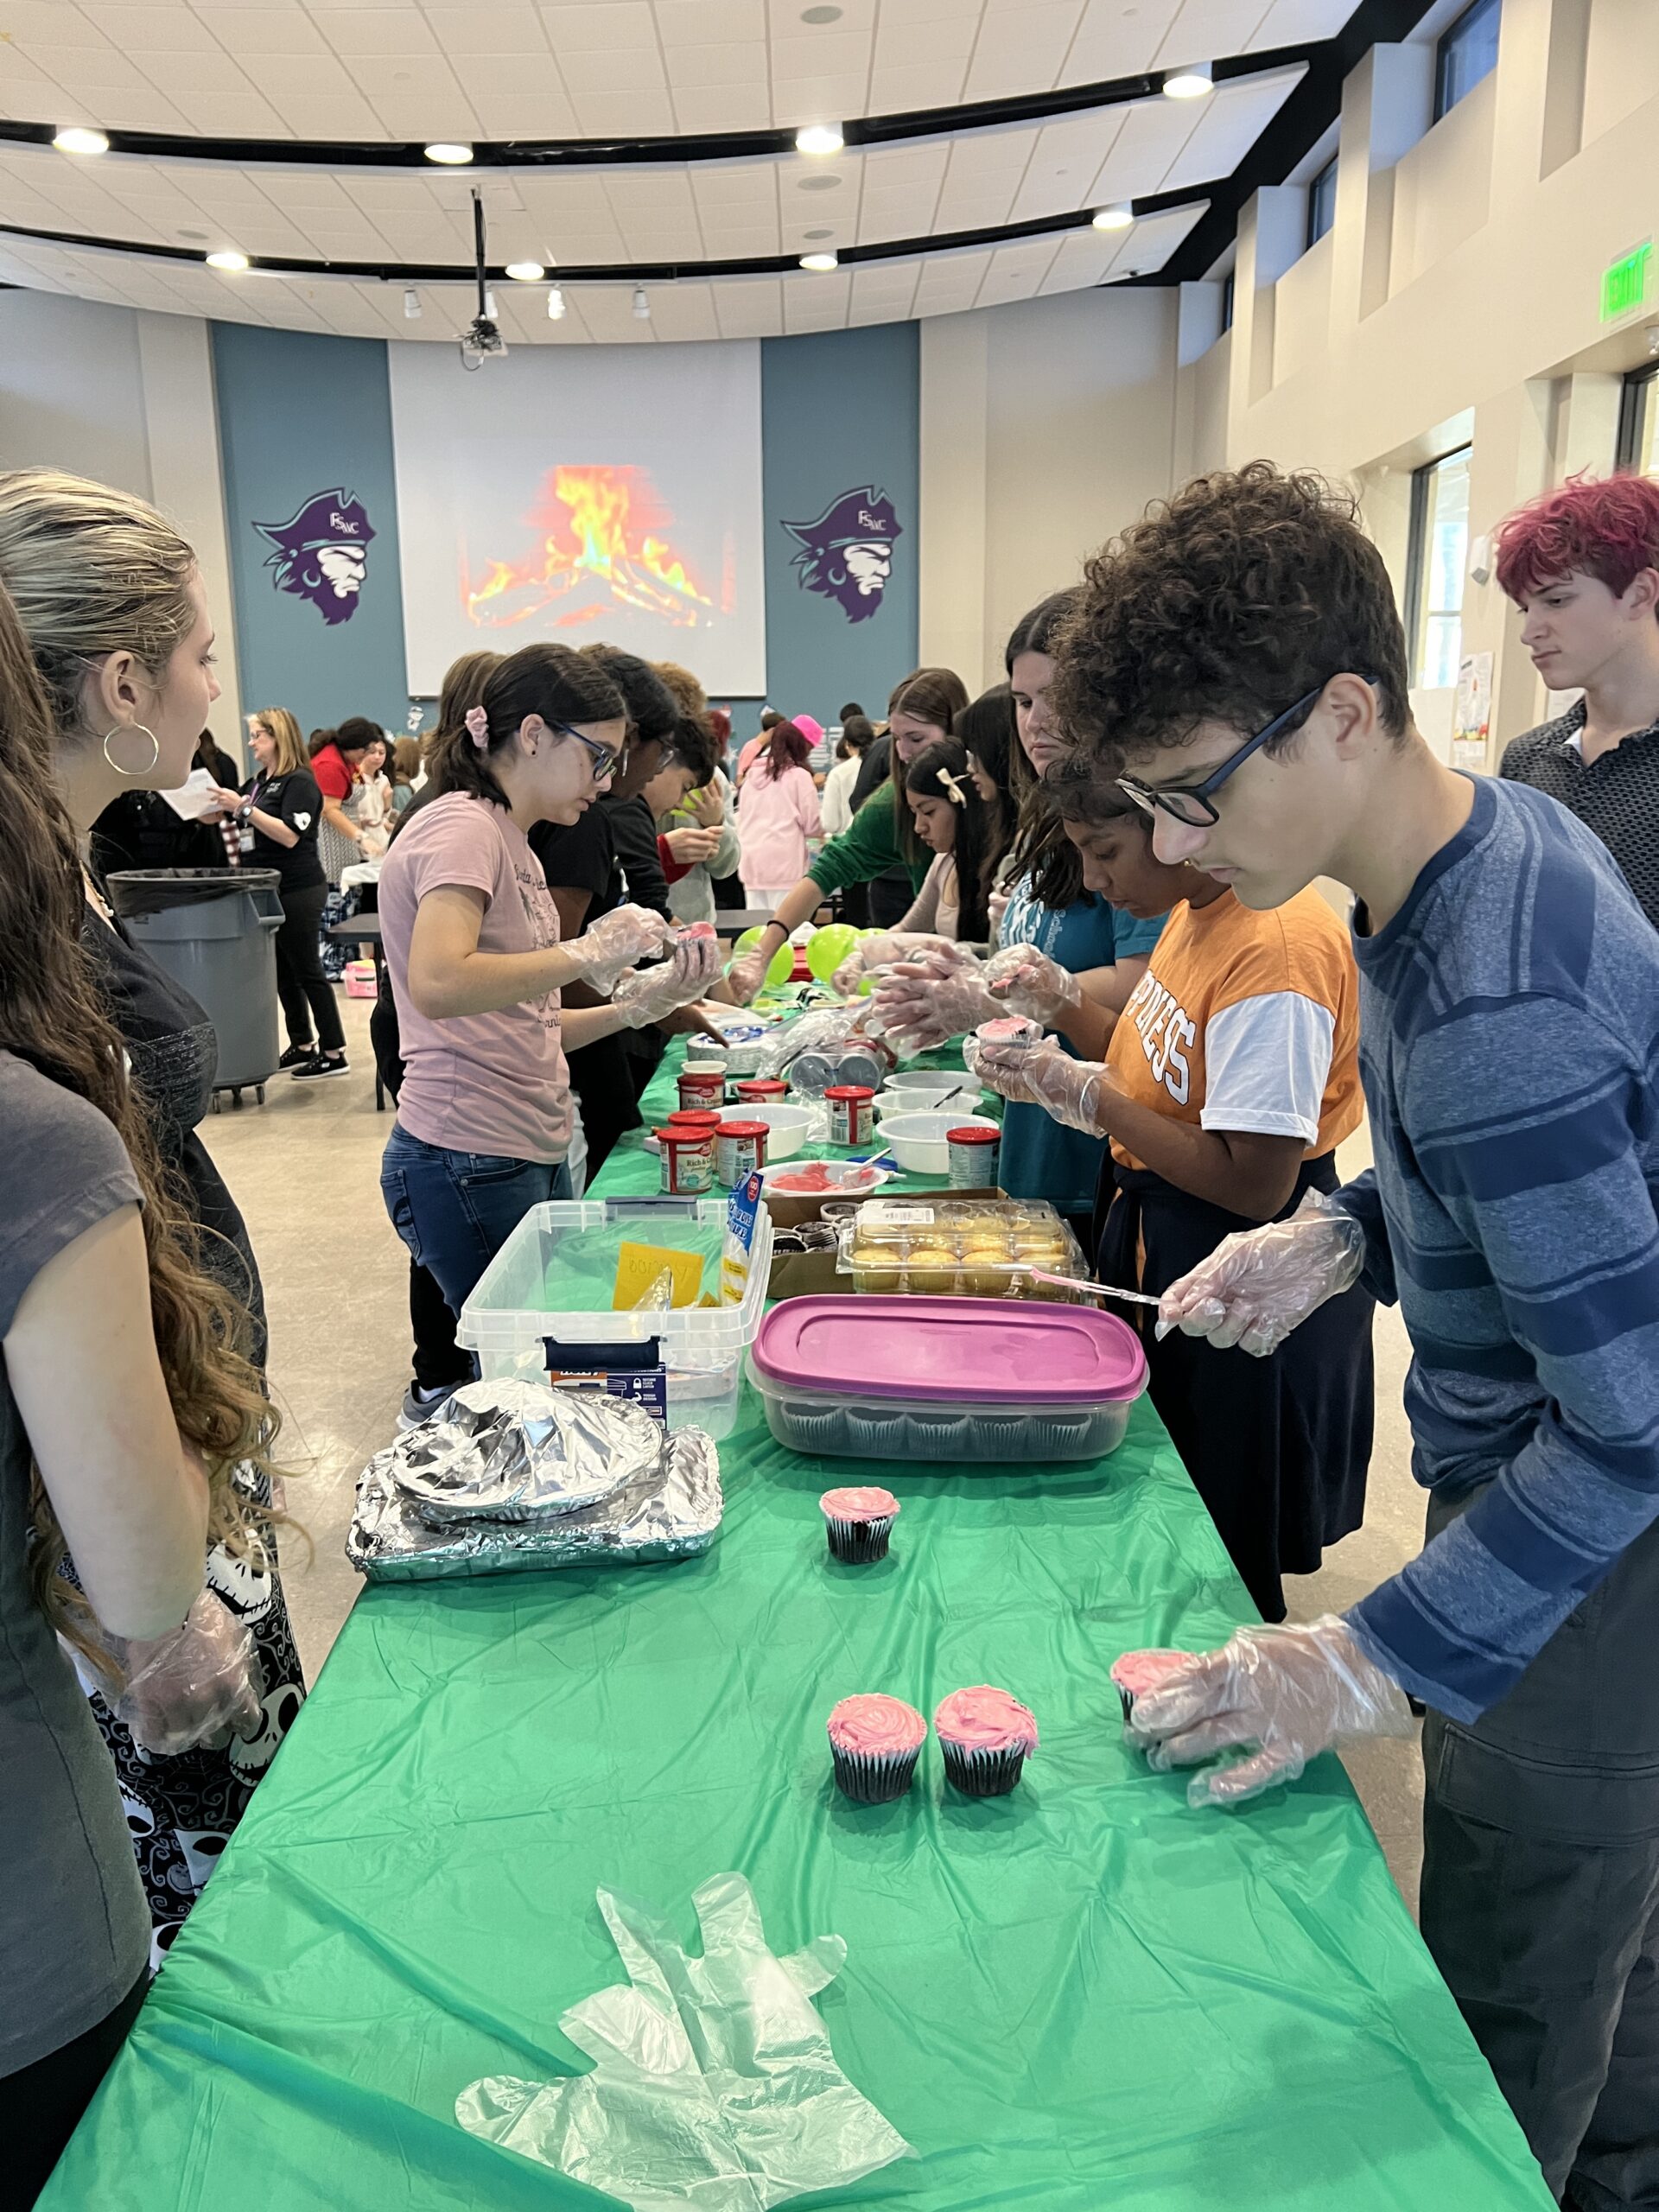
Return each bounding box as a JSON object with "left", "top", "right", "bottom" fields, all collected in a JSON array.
[
  {"left": 399, "top": 1382, "right": 458, "bottom": 1431},
  {"left": 278, "top": 1043, "right": 314, "bottom": 1071},
  {"left": 291, "top": 1053, "right": 349, "bottom": 1081}
]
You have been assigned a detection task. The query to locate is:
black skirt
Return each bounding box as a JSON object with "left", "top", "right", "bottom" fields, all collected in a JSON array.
[{"left": 1096, "top": 1155, "right": 1375, "bottom": 1622}]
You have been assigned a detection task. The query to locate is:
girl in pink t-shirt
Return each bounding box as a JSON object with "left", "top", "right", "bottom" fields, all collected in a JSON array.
[
  {"left": 736, "top": 720, "right": 823, "bottom": 906},
  {"left": 378, "top": 642, "right": 720, "bottom": 1332}
]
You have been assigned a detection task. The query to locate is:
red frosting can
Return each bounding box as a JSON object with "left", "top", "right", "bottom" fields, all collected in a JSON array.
[
  {"left": 946, "top": 1124, "right": 1001, "bottom": 1189},
  {"left": 715, "top": 1118, "right": 770, "bottom": 1185},
  {"left": 677, "top": 1069, "right": 725, "bottom": 1113},
  {"left": 666, "top": 1109, "right": 722, "bottom": 1133},
  {"left": 823, "top": 1084, "right": 875, "bottom": 1147},
  {"left": 735, "top": 1077, "right": 789, "bottom": 1104},
  {"left": 656, "top": 1126, "right": 715, "bottom": 1194}
]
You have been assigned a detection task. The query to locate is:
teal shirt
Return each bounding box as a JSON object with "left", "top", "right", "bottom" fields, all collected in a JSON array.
[{"left": 996, "top": 873, "right": 1166, "bottom": 1215}]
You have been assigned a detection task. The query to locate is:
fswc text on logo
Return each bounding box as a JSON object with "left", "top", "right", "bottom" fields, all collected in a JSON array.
[
  {"left": 782, "top": 485, "right": 900, "bottom": 624},
  {"left": 254, "top": 488, "right": 374, "bottom": 626}
]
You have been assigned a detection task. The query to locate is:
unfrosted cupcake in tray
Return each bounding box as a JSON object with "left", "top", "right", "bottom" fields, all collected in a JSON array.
[
  {"left": 820, "top": 1484, "right": 899, "bottom": 1562},
  {"left": 826, "top": 1693, "right": 928, "bottom": 1802},
  {"left": 933, "top": 1686, "right": 1039, "bottom": 1796}
]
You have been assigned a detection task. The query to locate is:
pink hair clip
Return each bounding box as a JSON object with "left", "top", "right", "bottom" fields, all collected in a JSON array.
[{"left": 464, "top": 706, "right": 489, "bottom": 747}]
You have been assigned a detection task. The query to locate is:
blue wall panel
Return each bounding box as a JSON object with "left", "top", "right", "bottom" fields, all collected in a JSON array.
[{"left": 213, "top": 321, "right": 411, "bottom": 740}]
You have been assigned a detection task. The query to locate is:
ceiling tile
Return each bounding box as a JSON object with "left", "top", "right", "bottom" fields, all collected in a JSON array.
[
  {"left": 664, "top": 36, "right": 766, "bottom": 86},
  {"left": 1158, "top": 62, "right": 1300, "bottom": 188},
  {"left": 1155, "top": 0, "right": 1270, "bottom": 68},
  {"left": 868, "top": 60, "right": 968, "bottom": 111},
  {"left": 470, "top": 91, "right": 583, "bottom": 132},
  {"left": 266, "top": 89, "right": 388, "bottom": 130},
  {"left": 537, "top": 4, "right": 662, "bottom": 52},
  {"left": 963, "top": 3, "right": 1081, "bottom": 99},
  {"left": 1249, "top": 0, "right": 1358, "bottom": 43},
  {"left": 229, "top": 49, "right": 363, "bottom": 92},
  {"left": 557, "top": 44, "right": 666, "bottom": 92},
  {"left": 451, "top": 51, "right": 568, "bottom": 96},
  {"left": 770, "top": 73, "right": 869, "bottom": 125},
  {"left": 423, "top": 4, "right": 550, "bottom": 52},
  {"left": 195, "top": 9, "right": 334, "bottom": 54},
  {"left": 711, "top": 273, "right": 780, "bottom": 335},
  {"left": 3, "top": 3, "right": 111, "bottom": 44},
  {"left": 1058, "top": 0, "right": 1179, "bottom": 81},
  {"left": 768, "top": 29, "right": 868, "bottom": 79},
  {"left": 569, "top": 88, "right": 676, "bottom": 130},
  {"left": 873, "top": 13, "right": 976, "bottom": 67},
  {"left": 654, "top": 0, "right": 766, "bottom": 42},
  {"left": 81, "top": 3, "right": 220, "bottom": 46},
  {"left": 671, "top": 85, "right": 772, "bottom": 129},
  {"left": 320, "top": 10, "right": 440, "bottom": 54}
]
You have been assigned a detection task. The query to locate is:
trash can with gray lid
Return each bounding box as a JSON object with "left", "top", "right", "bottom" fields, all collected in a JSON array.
[{"left": 105, "top": 868, "right": 284, "bottom": 1108}]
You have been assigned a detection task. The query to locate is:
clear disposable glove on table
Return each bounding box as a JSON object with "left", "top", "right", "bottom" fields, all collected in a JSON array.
[
  {"left": 105, "top": 1588, "right": 263, "bottom": 1758},
  {"left": 456, "top": 1872, "right": 913, "bottom": 2212},
  {"left": 613, "top": 934, "right": 725, "bottom": 1028},
  {"left": 964, "top": 1034, "right": 1109, "bottom": 1135},
  {"left": 830, "top": 931, "right": 977, "bottom": 995},
  {"left": 570, "top": 903, "right": 675, "bottom": 994},
  {"left": 980, "top": 944, "right": 1084, "bottom": 1027},
  {"left": 868, "top": 951, "right": 1000, "bottom": 1052},
  {"left": 1124, "top": 1616, "right": 1416, "bottom": 1808},
  {"left": 1155, "top": 1188, "right": 1367, "bottom": 1356}
]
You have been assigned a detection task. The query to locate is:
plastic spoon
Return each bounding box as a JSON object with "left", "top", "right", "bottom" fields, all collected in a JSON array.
[{"left": 1022, "top": 1266, "right": 1162, "bottom": 1309}]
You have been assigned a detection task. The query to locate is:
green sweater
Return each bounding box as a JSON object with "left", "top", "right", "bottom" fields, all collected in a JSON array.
[{"left": 805, "top": 781, "right": 931, "bottom": 898}]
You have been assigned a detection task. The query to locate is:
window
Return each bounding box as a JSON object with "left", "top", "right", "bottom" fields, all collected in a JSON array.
[
  {"left": 1405, "top": 446, "right": 1472, "bottom": 689},
  {"left": 1434, "top": 0, "right": 1501, "bottom": 122},
  {"left": 1306, "top": 156, "right": 1338, "bottom": 250},
  {"left": 1221, "top": 270, "right": 1234, "bottom": 332},
  {"left": 1618, "top": 364, "right": 1659, "bottom": 476}
]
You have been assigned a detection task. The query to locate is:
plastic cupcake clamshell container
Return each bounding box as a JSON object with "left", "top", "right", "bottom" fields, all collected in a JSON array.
[{"left": 749, "top": 1295, "right": 1147, "bottom": 1464}]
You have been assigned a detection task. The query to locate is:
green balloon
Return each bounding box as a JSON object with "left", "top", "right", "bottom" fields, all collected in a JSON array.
[
  {"left": 806, "top": 923, "right": 858, "bottom": 982},
  {"left": 728, "top": 925, "right": 795, "bottom": 988}
]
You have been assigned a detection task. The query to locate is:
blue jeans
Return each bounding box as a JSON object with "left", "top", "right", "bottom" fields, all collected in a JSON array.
[{"left": 380, "top": 1123, "right": 571, "bottom": 1333}]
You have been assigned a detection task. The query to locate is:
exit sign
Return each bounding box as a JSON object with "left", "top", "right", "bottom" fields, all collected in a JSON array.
[{"left": 1601, "top": 241, "right": 1652, "bottom": 322}]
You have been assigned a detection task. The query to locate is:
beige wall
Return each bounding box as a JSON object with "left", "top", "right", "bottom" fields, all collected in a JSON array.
[
  {"left": 0, "top": 289, "right": 244, "bottom": 757},
  {"left": 918, "top": 285, "right": 1179, "bottom": 693},
  {"left": 1182, "top": 0, "right": 1659, "bottom": 757}
]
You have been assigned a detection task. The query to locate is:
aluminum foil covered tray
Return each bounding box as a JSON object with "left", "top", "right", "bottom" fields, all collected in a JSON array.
[
  {"left": 348, "top": 1393, "right": 722, "bottom": 1583},
  {"left": 392, "top": 1378, "right": 660, "bottom": 1524}
]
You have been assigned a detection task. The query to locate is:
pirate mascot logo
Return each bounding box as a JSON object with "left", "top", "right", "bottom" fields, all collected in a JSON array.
[
  {"left": 254, "top": 488, "right": 374, "bottom": 626},
  {"left": 782, "top": 485, "right": 901, "bottom": 624}
]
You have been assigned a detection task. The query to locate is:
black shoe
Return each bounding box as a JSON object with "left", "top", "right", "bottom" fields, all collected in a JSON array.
[
  {"left": 278, "top": 1043, "right": 315, "bottom": 1070},
  {"left": 291, "top": 1053, "right": 350, "bottom": 1081}
]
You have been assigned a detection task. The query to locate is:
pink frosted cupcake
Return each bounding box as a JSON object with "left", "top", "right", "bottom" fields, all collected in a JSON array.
[
  {"left": 975, "top": 1014, "right": 1042, "bottom": 1050},
  {"left": 933, "top": 1686, "right": 1039, "bottom": 1797},
  {"left": 1109, "top": 1649, "right": 1199, "bottom": 1725},
  {"left": 820, "top": 1485, "right": 900, "bottom": 1563},
  {"left": 826, "top": 1694, "right": 927, "bottom": 1802}
]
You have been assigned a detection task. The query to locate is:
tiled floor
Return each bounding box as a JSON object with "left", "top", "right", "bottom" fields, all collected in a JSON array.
[{"left": 203, "top": 1001, "right": 1427, "bottom": 1914}]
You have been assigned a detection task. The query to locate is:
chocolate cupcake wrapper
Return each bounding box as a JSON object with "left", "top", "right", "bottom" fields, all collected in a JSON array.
[
  {"left": 825, "top": 1513, "right": 895, "bottom": 1562},
  {"left": 940, "top": 1741, "right": 1029, "bottom": 1797},
  {"left": 830, "top": 1745, "right": 920, "bottom": 1803}
]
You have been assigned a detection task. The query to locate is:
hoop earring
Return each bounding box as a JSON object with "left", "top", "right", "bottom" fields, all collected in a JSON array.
[{"left": 102, "top": 722, "right": 161, "bottom": 777}]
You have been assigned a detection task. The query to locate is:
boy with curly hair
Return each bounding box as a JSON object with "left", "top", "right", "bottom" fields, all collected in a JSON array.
[{"left": 1061, "top": 461, "right": 1659, "bottom": 2208}]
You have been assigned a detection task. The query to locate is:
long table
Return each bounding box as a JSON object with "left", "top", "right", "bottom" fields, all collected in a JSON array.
[{"left": 42, "top": 1043, "right": 1553, "bottom": 2209}]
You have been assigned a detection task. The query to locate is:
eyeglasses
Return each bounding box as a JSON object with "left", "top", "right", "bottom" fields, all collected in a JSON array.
[
  {"left": 1116, "top": 676, "right": 1374, "bottom": 828},
  {"left": 550, "top": 720, "right": 620, "bottom": 785}
]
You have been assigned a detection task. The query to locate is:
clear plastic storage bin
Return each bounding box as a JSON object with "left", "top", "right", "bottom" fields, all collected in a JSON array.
[{"left": 457, "top": 1198, "right": 772, "bottom": 1440}]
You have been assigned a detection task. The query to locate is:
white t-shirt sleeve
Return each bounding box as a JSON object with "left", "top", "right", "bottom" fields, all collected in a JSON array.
[{"left": 1199, "top": 991, "right": 1334, "bottom": 1144}]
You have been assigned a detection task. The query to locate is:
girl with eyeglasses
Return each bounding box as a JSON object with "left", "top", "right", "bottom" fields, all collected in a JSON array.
[{"left": 378, "top": 642, "right": 721, "bottom": 1331}]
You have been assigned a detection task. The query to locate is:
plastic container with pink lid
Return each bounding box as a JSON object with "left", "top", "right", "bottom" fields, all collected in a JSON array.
[{"left": 748, "top": 1295, "right": 1147, "bottom": 1464}]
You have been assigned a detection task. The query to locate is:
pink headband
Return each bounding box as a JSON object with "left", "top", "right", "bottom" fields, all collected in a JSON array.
[{"left": 464, "top": 706, "right": 489, "bottom": 748}]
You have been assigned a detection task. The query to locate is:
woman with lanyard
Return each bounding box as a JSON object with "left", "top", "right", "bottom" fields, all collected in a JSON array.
[
  {"left": 725, "top": 666, "right": 968, "bottom": 1001},
  {"left": 968, "top": 749, "right": 1375, "bottom": 1623},
  {"left": 378, "top": 641, "right": 721, "bottom": 1327},
  {"left": 0, "top": 465, "right": 307, "bottom": 1967},
  {"left": 867, "top": 599, "right": 1166, "bottom": 1244},
  {"left": 219, "top": 706, "right": 346, "bottom": 1079}
]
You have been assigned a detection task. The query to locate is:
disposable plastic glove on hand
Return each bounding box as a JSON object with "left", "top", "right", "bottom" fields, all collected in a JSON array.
[
  {"left": 1125, "top": 1616, "right": 1415, "bottom": 1809},
  {"left": 613, "top": 934, "right": 724, "bottom": 1028},
  {"left": 456, "top": 1872, "right": 913, "bottom": 2212},
  {"left": 963, "top": 1035, "right": 1109, "bottom": 1135},
  {"left": 571, "top": 903, "right": 675, "bottom": 994},
  {"left": 830, "top": 932, "right": 976, "bottom": 995},
  {"left": 1156, "top": 1187, "right": 1367, "bottom": 1356},
  {"left": 110, "top": 1589, "right": 263, "bottom": 1758},
  {"left": 868, "top": 952, "right": 999, "bottom": 1052},
  {"left": 981, "top": 944, "right": 1084, "bottom": 1026},
  {"left": 725, "top": 946, "right": 770, "bottom": 1006}
]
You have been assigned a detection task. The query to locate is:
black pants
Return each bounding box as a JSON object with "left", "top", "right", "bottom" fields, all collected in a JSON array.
[
  {"left": 274, "top": 880, "right": 345, "bottom": 1053},
  {"left": 1, "top": 1966, "right": 148, "bottom": 2209},
  {"left": 1421, "top": 1490, "right": 1659, "bottom": 2209}
]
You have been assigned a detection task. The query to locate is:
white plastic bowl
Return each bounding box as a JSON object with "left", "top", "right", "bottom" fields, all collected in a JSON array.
[
  {"left": 874, "top": 1080, "right": 977, "bottom": 1118},
  {"left": 874, "top": 1110, "right": 1000, "bottom": 1176},
  {"left": 739, "top": 1103, "right": 813, "bottom": 1160},
  {"left": 885, "top": 1068, "right": 968, "bottom": 1093}
]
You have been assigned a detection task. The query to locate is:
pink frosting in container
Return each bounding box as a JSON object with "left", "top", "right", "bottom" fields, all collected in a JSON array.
[
  {"left": 933, "top": 1686, "right": 1038, "bottom": 1797},
  {"left": 825, "top": 1694, "right": 927, "bottom": 1802}
]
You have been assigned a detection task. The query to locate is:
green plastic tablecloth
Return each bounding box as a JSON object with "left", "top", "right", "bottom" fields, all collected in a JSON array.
[{"left": 42, "top": 1048, "right": 1552, "bottom": 2211}]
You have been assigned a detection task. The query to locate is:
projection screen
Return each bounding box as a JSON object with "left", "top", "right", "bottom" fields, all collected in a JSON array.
[{"left": 388, "top": 337, "right": 766, "bottom": 697}]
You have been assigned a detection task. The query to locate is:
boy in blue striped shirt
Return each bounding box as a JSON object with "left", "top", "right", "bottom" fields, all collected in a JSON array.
[{"left": 1060, "top": 463, "right": 1659, "bottom": 2208}]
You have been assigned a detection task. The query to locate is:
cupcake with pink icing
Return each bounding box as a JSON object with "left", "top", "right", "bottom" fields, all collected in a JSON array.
[
  {"left": 826, "top": 1694, "right": 927, "bottom": 1802},
  {"left": 1110, "top": 1649, "right": 1200, "bottom": 1726},
  {"left": 975, "top": 1014, "right": 1041, "bottom": 1050},
  {"left": 820, "top": 1484, "right": 900, "bottom": 1563},
  {"left": 933, "top": 1686, "right": 1039, "bottom": 1797}
]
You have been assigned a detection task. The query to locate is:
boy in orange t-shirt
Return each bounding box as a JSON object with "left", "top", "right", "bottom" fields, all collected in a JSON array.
[{"left": 971, "top": 758, "right": 1374, "bottom": 1620}]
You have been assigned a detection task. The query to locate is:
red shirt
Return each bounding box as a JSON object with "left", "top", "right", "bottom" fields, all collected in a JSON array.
[{"left": 312, "top": 743, "right": 354, "bottom": 802}]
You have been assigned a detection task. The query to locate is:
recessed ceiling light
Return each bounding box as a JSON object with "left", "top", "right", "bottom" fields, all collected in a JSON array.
[
  {"left": 804, "top": 226, "right": 834, "bottom": 240},
  {"left": 547, "top": 283, "right": 566, "bottom": 321},
  {"left": 1162, "top": 61, "right": 1212, "bottom": 98},
  {"left": 795, "top": 123, "right": 844, "bottom": 156},
  {"left": 176, "top": 227, "right": 207, "bottom": 242},
  {"left": 424, "top": 141, "right": 474, "bottom": 164},
  {"left": 505, "top": 260, "right": 544, "bottom": 281},
  {"left": 798, "top": 173, "right": 842, "bottom": 193},
  {"left": 1092, "top": 203, "right": 1135, "bottom": 231},
  {"left": 800, "top": 251, "right": 839, "bottom": 271},
  {"left": 53, "top": 126, "right": 109, "bottom": 156},
  {"left": 801, "top": 3, "right": 842, "bottom": 18},
  {"left": 206, "top": 249, "right": 250, "bottom": 271}
]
